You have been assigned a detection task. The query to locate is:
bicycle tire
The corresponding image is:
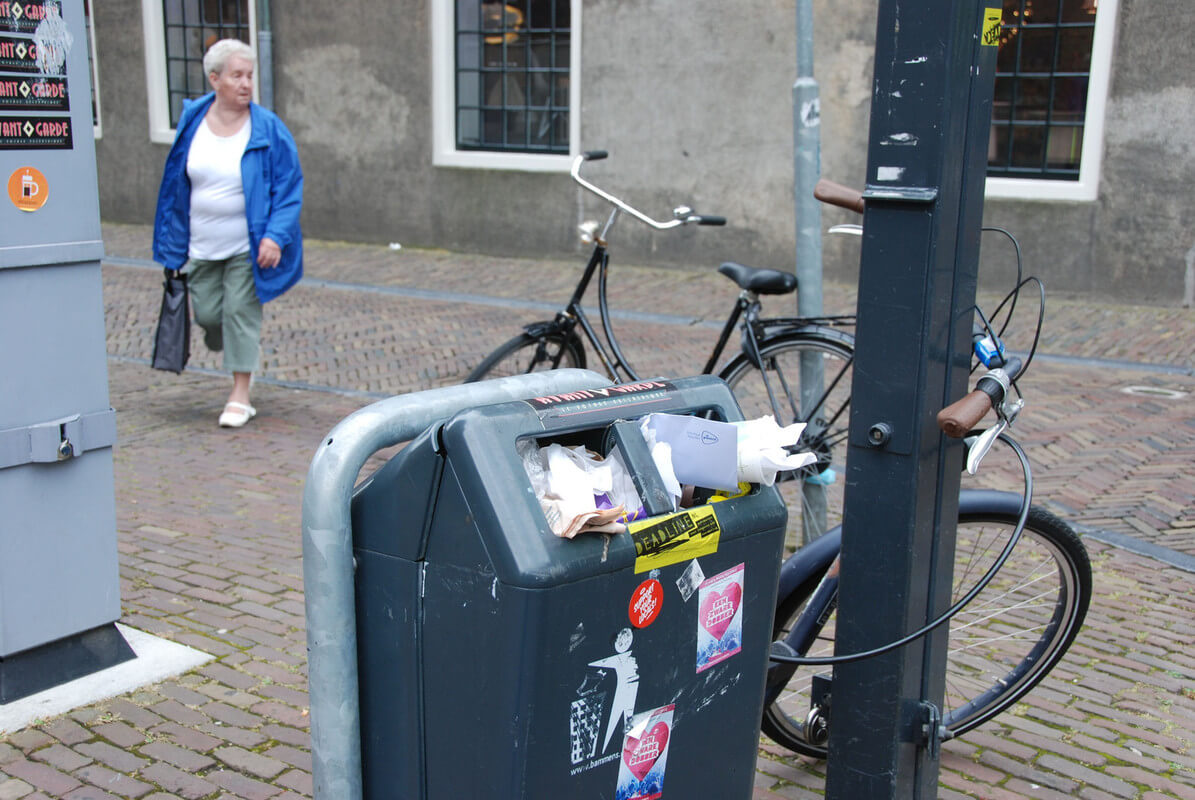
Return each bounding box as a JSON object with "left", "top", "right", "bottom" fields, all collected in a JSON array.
[
  {"left": 465, "top": 330, "right": 586, "bottom": 382},
  {"left": 719, "top": 328, "right": 855, "bottom": 549},
  {"left": 762, "top": 504, "right": 1091, "bottom": 758}
]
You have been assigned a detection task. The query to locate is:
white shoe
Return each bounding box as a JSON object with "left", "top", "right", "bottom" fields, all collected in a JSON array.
[{"left": 218, "top": 401, "right": 257, "bottom": 428}]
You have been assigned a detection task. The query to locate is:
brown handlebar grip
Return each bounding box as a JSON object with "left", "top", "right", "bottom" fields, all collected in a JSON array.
[
  {"left": 814, "top": 179, "right": 865, "bottom": 214},
  {"left": 937, "top": 390, "right": 994, "bottom": 438}
]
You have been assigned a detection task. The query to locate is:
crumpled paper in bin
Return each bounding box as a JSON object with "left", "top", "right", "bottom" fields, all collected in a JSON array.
[
  {"left": 520, "top": 414, "right": 818, "bottom": 539},
  {"left": 518, "top": 440, "right": 645, "bottom": 538}
]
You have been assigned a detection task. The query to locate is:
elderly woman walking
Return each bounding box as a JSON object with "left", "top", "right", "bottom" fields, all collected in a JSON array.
[{"left": 152, "top": 39, "right": 303, "bottom": 428}]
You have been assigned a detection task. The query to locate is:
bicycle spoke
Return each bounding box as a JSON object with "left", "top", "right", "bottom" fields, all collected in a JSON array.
[{"left": 721, "top": 331, "right": 855, "bottom": 550}]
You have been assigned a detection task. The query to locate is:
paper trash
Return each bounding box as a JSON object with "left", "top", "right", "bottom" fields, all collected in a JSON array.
[
  {"left": 642, "top": 413, "right": 819, "bottom": 491},
  {"left": 640, "top": 414, "right": 740, "bottom": 491},
  {"left": 733, "top": 415, "right": 818, "bottom": 486},
  {"left": 519, "top": 414, "right": 818, "bottom": 540},
  {"left": 518, "top": 440, "right": 644, "bottom": 539}
]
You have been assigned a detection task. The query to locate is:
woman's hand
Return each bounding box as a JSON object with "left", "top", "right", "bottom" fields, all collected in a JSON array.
[{"left": 258, "top": 237, "right": 282, "bottom": 268}]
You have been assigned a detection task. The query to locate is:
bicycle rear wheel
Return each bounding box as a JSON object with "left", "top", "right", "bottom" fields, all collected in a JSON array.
[
  {"left": 719, "top": 329, "right": 855, "bottom": 549},
  {"left": 762, "top": 504, "right": 1091, "bottom": 758},
  {"left": 466, "top": 330, "right": 586, "bottom": 382}
]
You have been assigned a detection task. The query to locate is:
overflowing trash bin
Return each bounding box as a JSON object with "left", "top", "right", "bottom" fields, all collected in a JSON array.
[{"left": 349, "top": 375, "right": 789, "bottom": 799}]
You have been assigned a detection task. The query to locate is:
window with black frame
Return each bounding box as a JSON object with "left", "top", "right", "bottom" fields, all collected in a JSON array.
[
  {"left": 455, "top": 0, "right": 571, "bottom": 154},
  {"left": 162, "top": 0, "right": 251, "bottom": 128},
  {"left": 988, "top": 0, "right": 1098, "bottom": 181}
]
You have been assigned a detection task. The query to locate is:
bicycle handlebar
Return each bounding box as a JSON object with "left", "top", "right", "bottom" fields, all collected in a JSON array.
[
  {"left": 937, "top": 356, "right": 1023, "bottom": 438},
  {"left": 571, "top": 151, "right": 725, "bottom": 230}
]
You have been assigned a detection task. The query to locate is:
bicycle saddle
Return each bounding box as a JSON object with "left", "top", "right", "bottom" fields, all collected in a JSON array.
[{"left": 718, "top": 262, "right": 798, "bottom": 295}]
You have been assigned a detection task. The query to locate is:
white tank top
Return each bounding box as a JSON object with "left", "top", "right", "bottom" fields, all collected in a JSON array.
[{"left": 186, "top": 117, "right": 252, "bottom": 260}]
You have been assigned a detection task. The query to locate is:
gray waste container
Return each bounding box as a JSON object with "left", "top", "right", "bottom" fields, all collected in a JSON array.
[{"left": 350, "top": 375, "right": 787, "bottom": 799}]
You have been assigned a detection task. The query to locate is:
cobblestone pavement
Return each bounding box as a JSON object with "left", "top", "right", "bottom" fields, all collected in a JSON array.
[{"left": 1, "top": 225, "right": 1192, "bottom": 799}]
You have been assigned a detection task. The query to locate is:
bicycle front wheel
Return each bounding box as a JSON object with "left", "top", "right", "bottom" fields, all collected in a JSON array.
[
  {"left": 466, "top": 330, "right": 586, "bottom": 382},
  {"left": 762, "top": 504, "right": 1092, "bottom": 758},
  {"left": 719, "top": 329, "right": 855, "bottom": 549}
]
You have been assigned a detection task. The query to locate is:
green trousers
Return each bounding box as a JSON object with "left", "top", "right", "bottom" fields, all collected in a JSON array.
[{"left": 183, "top": 251, "right": 262, "bottom": 374}]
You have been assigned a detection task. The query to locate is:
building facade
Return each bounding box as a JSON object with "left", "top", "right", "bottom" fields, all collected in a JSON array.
[{"left": 87, "top": 0, "right": 1193, "bottom": 305}]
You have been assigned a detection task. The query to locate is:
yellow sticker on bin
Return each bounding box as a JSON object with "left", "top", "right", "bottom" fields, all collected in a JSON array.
[
  {"left": 630, "top": 506, "right": 721, "bottom": 574},
  {"left": 982, "top": 7, "right": 1002, "bottom": 46}
]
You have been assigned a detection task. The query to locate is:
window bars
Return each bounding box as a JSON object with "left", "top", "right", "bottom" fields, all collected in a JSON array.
[
  {"left": 162, "top": 0, "right": 251, "bottom": 128},
  {"left": 454, "top": 1, "right": 571, "bottom": 154},
  {"left": 989, "top": 0, "right": 1098, "bottom": 181}
]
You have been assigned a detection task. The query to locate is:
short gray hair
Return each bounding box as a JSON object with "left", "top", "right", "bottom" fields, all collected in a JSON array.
[{"left": 203, "top": 39, "right": 255, "bottom": 76}]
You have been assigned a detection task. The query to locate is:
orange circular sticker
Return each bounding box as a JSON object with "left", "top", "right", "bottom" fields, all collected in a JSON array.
[
  {"left": 8, "top": 166, "right": 48, "bottom": 212},
  {"left": 629, "top": 579, "right": 664, "bottom": 629}
]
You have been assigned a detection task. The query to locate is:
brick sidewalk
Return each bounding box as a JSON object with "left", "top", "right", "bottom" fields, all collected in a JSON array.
[{"left": 0, "top": 227, "right": 1192, "bottom": 799}]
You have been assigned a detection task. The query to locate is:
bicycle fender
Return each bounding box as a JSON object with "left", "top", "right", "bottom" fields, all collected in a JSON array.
[
  {"left": 521, "top": 320, "right": 563, "bottom": 338},
  {"left": 775, "top": 526, "right": 841, "bottom": 604},
  {"left": 739, "top": 326, "right": 763, "bottom": 368}
]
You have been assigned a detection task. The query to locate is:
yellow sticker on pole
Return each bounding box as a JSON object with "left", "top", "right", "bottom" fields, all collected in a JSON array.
[
  {"left": 982, "top": 7, "right": 1003, "bottom": 46},
  {"left": 630, "top": 506, "right": 721, "bottom": 573}
]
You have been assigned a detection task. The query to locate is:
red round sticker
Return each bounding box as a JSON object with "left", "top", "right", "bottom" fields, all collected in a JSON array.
[{"left": 629, "top": 579, "right": 664, "bottom": 628}]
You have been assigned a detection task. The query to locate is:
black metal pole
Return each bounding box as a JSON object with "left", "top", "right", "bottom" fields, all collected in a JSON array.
[{"left": 824, "top": 2, "right": 1000, "bottom": 798}]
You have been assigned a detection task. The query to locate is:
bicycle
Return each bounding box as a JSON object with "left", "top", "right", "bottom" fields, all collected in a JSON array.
[
  {"left": 467, "top": 150, "right": 857, "bottom": 547},
  {"left": 762, "top": 368, "right": 1092, "bottom": 755},
  {"left": 468, "top": 151, "right": 1092, "bottom": 758}
]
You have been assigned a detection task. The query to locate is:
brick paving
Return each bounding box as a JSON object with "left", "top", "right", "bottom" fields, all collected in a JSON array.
[{"left": 0, "top": 223, "right": 1192, "bottom": 799}]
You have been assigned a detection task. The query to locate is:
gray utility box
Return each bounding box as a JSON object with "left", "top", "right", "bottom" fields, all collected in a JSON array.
[
  {"left": 350, "top": 375, "right": 787, "bottom": 799},
  {"left": 0, "top": 0, "right": 129, "bottom": 702}
]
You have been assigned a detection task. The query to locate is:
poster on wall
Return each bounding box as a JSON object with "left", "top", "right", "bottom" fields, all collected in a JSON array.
[
  {"left": 0, "top": 114, "right": 71, "bottom": 148},
  {"left": 1, "top": 1, "right": 59, "bottom": 35},
  {"left": 0, "top": 75, "right": 69, "bottom": 111}
]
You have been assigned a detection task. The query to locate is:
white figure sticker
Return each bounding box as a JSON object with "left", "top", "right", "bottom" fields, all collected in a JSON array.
[{"left": 571, "top": 627, "right": 642, "bottom": 774}]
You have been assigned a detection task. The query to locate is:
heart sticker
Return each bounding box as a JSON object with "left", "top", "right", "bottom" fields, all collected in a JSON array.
[
  {"left": 622, "top": 721, "right": 670, "bottom": 782},
  {"left": 698, "top": 581, "right": 742, "bottom": 641}
]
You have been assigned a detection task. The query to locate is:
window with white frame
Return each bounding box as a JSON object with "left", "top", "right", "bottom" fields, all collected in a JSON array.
[
  {"left": 141, "top": 0, "right": 254, "bottom": 144},
  {"left": 432, "top": 0, "right": 580, "bottom": 171},
  {"left": 986, "top": 0, "right": 1118, "bottom": 201}
]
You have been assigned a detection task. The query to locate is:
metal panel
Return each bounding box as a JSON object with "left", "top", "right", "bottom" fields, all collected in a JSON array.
[
  {"left": 825, "top": 2, "right": 999, "bottom": 798},
  {"left": 0, "top": 0, "right": 121, "bottom": 660},
  {"left": 0, "top": 0, "right": 103, "bottom": 270}
]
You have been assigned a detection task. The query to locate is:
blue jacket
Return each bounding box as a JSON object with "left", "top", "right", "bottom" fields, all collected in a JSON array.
[{"left": 153, "top": 92, "right": 304, "bottom": 303}]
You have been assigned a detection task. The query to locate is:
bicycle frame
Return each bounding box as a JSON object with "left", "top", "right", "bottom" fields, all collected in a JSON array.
[{"left": 541, "top": 228, "right": 860, "bottom": 436}]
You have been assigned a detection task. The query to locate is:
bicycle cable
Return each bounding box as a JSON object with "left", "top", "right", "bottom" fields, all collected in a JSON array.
[
  {"left": 980, "top": 226, "right": 1024, "bottom": 340},
  {"left": 767, "top": 432, "right": 1033, "bottom": 666}
]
